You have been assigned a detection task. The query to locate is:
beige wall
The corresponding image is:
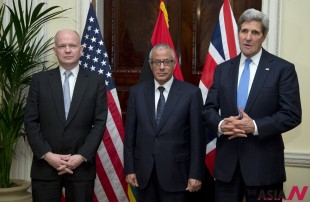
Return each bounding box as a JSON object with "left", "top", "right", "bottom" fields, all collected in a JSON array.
[
  {"left": 45, "top": 0, "right": 80, "bottom": 64},
  {"left": 281, "top": 0, "right": 310, "bottom": 153},
  {"left": 281, "top": 0, "right": 310, "bottom": 201},
  {"left": 47, "top": 1, "right": 78, "bottom": 35},
  {"left": 284, "top": 167, "right": 310, "bottom": 201}
]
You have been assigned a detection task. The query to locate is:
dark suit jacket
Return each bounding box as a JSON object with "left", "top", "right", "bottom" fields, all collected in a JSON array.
[
  {"left": 124, "top": 78, "right": 205, "bottom": 192},
  {"left": 203, "top": 49, "right": 302, "bottom": 186},
  {"left": 24, "top": 67, "right": 107, "bottom": 181}
]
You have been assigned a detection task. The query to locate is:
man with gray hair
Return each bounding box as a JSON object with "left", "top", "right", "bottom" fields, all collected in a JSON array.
[
  {"left": 203, "top": 8, "right": 301, "bottom": 202},
  {"left": 124, "top": 43, "right": 205, "bottom": 201}
]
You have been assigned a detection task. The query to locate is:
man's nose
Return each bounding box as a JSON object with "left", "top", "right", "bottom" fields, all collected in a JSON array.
[
  {"left": 245, "top": 32, "right": 252, "bottom": 40},
  {"left": 65, "top": 46, "right": 71, "bottom": 52}
]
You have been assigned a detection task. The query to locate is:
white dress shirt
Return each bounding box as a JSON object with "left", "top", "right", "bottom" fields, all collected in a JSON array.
[
  {"left": 154, "top": 77, "right": 174, "bottom": 117},
  {"left": 59, "top": 66, "right": 79, "bottom": 100}
]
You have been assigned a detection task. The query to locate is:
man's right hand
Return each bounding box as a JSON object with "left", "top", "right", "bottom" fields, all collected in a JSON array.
[
  {"left": 126, "top": 173, "right": 139, "bottom": 187},
  {"left": 44, "top": 152, "right": 73, "bottom": 175}
]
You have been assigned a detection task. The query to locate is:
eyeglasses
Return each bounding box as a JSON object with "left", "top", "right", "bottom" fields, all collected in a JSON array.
[{"left": 149, "top": 59, "right": 175, "bottom": 67}]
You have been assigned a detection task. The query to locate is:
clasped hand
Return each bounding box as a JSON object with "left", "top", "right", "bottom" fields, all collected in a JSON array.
[
  {"left": 186, "top": 178, "right": 202, "bottom": 192},
  {"left": 220, "top": 108, "right": 255, "bottom": 139},
  {"left": 44, "top": 152, "right": 85, "bottom": 175}
]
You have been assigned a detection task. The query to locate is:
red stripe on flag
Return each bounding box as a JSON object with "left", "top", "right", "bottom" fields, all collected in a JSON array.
[
  {"left": 60, "top": 194, "right": 66, "bottom": 202},
  {"left": 201, "top": 52, "right": 217, "bottom": 89},
  {"left": 205, "top": 149, "right": 216, "bottom": 176},
  {"left": 92, "top": 194, "right": 98, "bottom": 202},
  {"left": 105, "top": 92, "right": 127, "bottom": 195},
  {"left": 95, "top": 152, "right": 118, "bottom": 201},
  {"left": 103, "top": 129, "right": 127, "bottom": 195},
  {"left": 223, "top": 0, "right": 237, "bottom": 58},
  {"left": 107, "top": 91, "right": 125, "bottom": 141}
]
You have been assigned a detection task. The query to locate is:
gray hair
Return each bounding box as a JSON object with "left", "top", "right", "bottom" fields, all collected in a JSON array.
[
  {"left": 238, "top": 8, "right": 269, "bottom": 36},
  {"left": 149, "top": 43, "right": 175, "bottom": 60}
]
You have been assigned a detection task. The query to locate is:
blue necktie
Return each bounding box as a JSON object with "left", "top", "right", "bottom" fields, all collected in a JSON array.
[
  {"left": 63, "top": 71, "right": 72, "bottom": 119},
  {"left": 156, "top": 86, "right": 165, "bottom": 127},
  {"left": 237, "top": 58, "right": 252, "bottom": 110}
]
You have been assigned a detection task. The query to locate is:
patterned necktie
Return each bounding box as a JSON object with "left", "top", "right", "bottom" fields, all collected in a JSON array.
[
  {"left": 156, "top": 86, "right": 166, "bottom": 127},
  {"left": 63, "top": 71, "right": 72, "bottom": 119},
  {"left": 237, "top": 58, "right": 252, "bottom": 110}
]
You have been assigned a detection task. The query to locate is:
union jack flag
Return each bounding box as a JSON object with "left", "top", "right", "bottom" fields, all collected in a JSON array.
[
  {"left": 199, "top": 0, "right": 240, "bottom": 176},
  {"left": 79, "top": 3, "right": 128, "bottom": 202}
]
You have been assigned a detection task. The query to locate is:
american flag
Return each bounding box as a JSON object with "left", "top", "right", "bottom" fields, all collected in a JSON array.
[
  {"left": 79, "top": 4, "right": 128, "bottom": 202},
  {"left": 199, "top": 0, "right": 239, "bottom": 176}
]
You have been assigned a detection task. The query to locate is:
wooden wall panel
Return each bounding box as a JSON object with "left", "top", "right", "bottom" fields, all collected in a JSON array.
[{"left": 103, "top": 0, "right": 262, "bottom": 118}]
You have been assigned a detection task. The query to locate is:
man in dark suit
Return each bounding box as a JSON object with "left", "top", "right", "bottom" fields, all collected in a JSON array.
[
  {"left": 202, "top": 9, "right": 302, "bottom": 202},
  {"left": 124, "top": 43, "right": 205, "bottom": 202},
  {"left": 24, "top": 29, "right": 108, "bottom": 202}
]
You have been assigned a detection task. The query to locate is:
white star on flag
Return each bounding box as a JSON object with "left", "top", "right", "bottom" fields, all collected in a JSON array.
[
  {"left": 96, "top": 48, "right": 101, "bottom": 54},
  {"left": 93, "top": 57, "right": 98, "bottom": 63},
  {"left": 79, "top": 4, "right": 128, "bottom": 201},
  {"left": 106, "top": 72, "right": 111, "bottom": 78},
  {"left": 88, "top": 45, "right": 93, "bottom": 51},
  {"left": 91, "top": 36, "right": 96, "bottom": 43}
]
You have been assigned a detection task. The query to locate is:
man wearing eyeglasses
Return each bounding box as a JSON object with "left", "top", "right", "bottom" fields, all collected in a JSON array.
[{"left": 124, "top": 43, "right": 205, "bottom": 201}]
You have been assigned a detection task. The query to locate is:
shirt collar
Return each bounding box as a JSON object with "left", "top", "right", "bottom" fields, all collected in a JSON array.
[
  {"left": 59, "top": 65, "right": 80, "bottom": 77},
  {"left": 154, "top": 76, "right": 174, "bottom": 92},
  {"left": 240, "top": 48, "right": 262, "bottom": 66}
]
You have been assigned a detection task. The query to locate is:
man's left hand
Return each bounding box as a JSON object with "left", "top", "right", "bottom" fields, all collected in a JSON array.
[
  {"left": 57, "top": 154, "right": 85, "bottom": 175},
  {"left": 227, "top": 108, "right": 255, "bottom": 139},
  {"left": 186, "top": 178, "right": 202, "bottom": 192}
]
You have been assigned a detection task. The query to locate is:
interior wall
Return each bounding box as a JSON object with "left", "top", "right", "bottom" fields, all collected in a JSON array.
[
  {"left": 284, "top": 166, "right": 310, "bottom": 201},
  {"left": 280, "top": 0, "right": 310, "bottom": 200},
  {"left": 5, "top": 1, "right": 309, "bottom": 197},
  {"left": 281, "top": 0, "right": 310, "bottom": 153}
]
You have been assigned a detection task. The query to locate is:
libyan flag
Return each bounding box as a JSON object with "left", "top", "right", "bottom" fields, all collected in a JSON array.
[{"left": 140, "top": 0, "right": 184, "bottom": 82}]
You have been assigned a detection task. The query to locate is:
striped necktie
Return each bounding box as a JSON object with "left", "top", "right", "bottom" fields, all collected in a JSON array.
[{"left": 156, "top": 86, "right": 165, "bottom": 127}]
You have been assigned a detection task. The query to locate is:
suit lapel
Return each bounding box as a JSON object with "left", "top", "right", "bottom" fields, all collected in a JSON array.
[
  {"left": 246, "top": 49, "right": 272, "bottom": 112},
  {"left": 49, "top": 68, "right": 66, "bottom": 124},
  {"left": 145, "top": 81, "right": 156, "bottom": 132},
  {"left": 65, "top": 68, "right": 89, "bottom": 125},
  {"left": 229, "top": 56, "right": 241, "bottom": 113},
  {"left": 156, "top": 79, "right": 182, "bottom": 133}
]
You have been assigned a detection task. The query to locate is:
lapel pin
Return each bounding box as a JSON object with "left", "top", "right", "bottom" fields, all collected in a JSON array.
[{"left": 265, "top": 68, "right": 270, "bottom": 71}]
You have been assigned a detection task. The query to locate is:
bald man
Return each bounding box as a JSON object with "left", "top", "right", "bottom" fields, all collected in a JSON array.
[{"left": 25, "top": 29, "right": 108, "bottom": 202}]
